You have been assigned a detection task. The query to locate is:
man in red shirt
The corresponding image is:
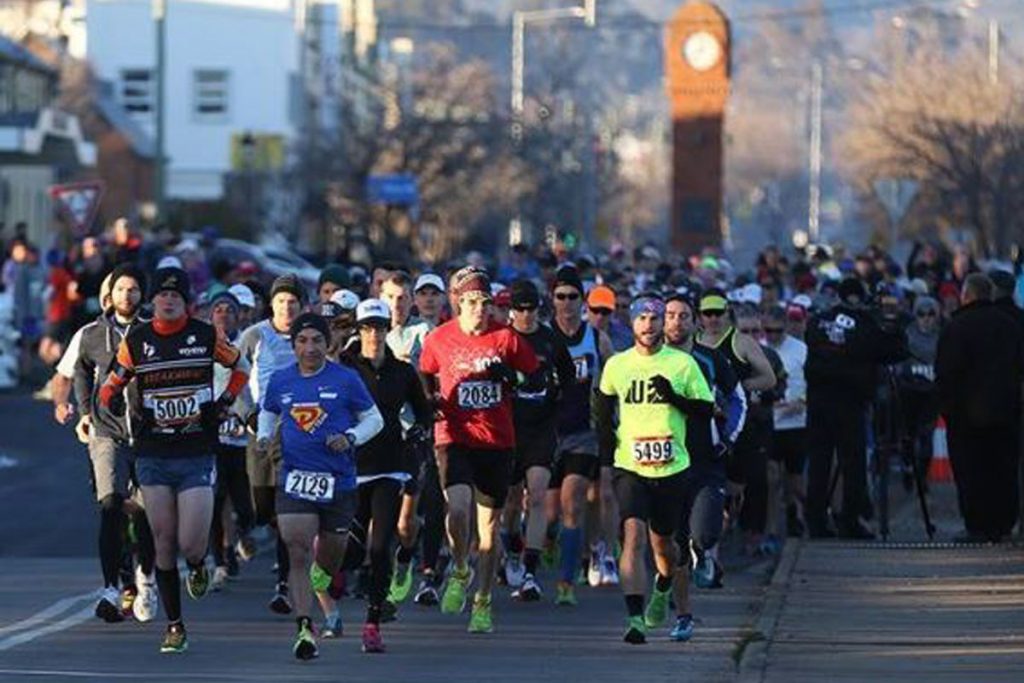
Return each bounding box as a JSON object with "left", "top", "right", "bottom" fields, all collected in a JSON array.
[{"left": 419, "top": 266, "right": 538, "bottom": 634}]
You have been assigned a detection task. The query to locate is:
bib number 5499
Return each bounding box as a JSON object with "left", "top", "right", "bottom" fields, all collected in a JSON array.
[{"left": 632, "top": 437, "right": 674, "bottom": 466}]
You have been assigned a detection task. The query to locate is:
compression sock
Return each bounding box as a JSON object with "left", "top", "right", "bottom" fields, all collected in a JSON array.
[
  {"left": 524, "top": 549, "right": 540, "bottom": 575},
  {"left": 625, "top": 594, "right": 644, "bottom": 617},
  {"left": 559, "top": 526, "right": 583, "bottom": 583},
  {"left": 655, "top": 573, "right": 672, "bottom": 593},
  {"left": 155, "top": 567, "right": 182, "bottom": 623}
]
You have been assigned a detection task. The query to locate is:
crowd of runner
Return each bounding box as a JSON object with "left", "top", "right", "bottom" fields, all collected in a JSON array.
[{"left": 5, "top": 221, "right": 1022, "bottom": 659}]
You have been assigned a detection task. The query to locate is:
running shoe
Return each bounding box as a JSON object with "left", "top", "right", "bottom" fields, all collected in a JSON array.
[
  {"left": 211, "top": 565, "right": 229, "bottom": 592},
  {"left": 692, "top": 551, "right": 723, "bottom": 590},
  {"left": 361, "top": 622, "right": 386, "bottom": 653},
  {"left": 669, "top": 614, "right": 694, "bottom": 642},
  {"left": 160, "top": 622, "right": 188, "bottom": 654},
  {"left": 226, "top": 551, "right": 240, "bottom": 578},
  {"left": 413, "top": 575, "right": 440, "bottom": 607},
  {"left": 600, "top": 556, "right": 620, "bottom": 586},
  {"left": 185, "top": 564, "right": 210, "bottom": 600},
  {"left": 309, "top": 562, "right": 332, "bottom": 594},
  {"left": 133, "top": 570, "right": 159, "bottom": 623},
  {"left": 512, "top": 574, "right": 542, "bottom": 602},
  {"left": 95, "top": 587, "right": 124, "bottom": 623},
  {"left": 587, "top": 549, "right": 603, "bottom": 588},
  {"left": 120, "top": 585, "right": 137, "bottom": 616},
  {"left": 321, "top": 613, "right": 343, "bottom": 639},
  {"left": 293, "top": 620, "right": 319, "bottom": 660},
  {"left": 540, "top": 540, "right": 560, "bottom": 570},
  {"left": 644, "top": 583, "right": 671, "bottom": 629},
  {"left": 236, "top": 534, "right": 257, "bottom": 562},
  {"left": 504, "top": 555, "right": 526, "bottom": 589},
  {"left": 441, "top": 565, "right": 474, "bottom": 614},
  {"left": 467, "top": 594, "right": 493, "bottom": 634},
  {"left": 387, "top": 559, "right": 414, "bottom": 604},
  {"left": 270, "top": 582, "right": 293, "bottom": 614},
  {"left": 623, "top": 616, "right": 647, "bottom": 645},
  {"left": 554, "top": 581, "right": 577, "bottom": 607}
]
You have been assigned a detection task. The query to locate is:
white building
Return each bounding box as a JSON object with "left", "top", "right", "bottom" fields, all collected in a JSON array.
[{"left": 85, "top": 0, "right": 303, "bottom": 201}]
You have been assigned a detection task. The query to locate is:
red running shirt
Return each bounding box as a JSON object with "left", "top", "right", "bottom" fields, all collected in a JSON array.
[{"left": 420, "top": 320, "right": 538, "bottom": 450}]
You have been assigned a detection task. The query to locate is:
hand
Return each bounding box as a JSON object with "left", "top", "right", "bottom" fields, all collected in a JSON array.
[
  {"left": 430, "top": 393, "right": 445, "bottom": 421},
  {"left": 54, "top": 402, "right": 75, "bottom": 425},
  {"left": 215, "top": 393, "right": 234, "bottom": 422},
  {"left": 405, "top": 424, "right": 429, "bottom": 445},
  {"left": 649, "top": 375, "right": 675, "bottom": 402},
  {"left": 486, "top": 361, "right": 517, "bottom": 386},
  {"left": 245, "top": 411, "right": 259, "bottom": 435},
  {"left": 326, "top": 433, "right": 352, "bottom": 453},
  {"left": 74, "top": 415, "right": 91, "bottom": 444},
  {"left": 256, "top": 437, "right": 271, "bottom": 455}
]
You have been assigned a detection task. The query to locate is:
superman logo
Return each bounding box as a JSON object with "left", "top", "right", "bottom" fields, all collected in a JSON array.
[{"left": 290, "top": 403, "right": 326, "bottom": 433}]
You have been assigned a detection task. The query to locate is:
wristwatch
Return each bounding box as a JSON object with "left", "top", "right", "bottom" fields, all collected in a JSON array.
[{"left": 344, "top": 429, "right": 358, "bottom": 447}]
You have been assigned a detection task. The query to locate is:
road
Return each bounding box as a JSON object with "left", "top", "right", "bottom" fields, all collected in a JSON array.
[{"left": 0, "top": 389, "right": 773, "bottom": 682}]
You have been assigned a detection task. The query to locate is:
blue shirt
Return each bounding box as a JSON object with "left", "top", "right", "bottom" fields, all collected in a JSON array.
[{"left": 263, "top": 361, "right": 375, "bottom": 490}]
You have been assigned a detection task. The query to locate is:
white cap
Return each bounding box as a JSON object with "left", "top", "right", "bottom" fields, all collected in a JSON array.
[
  {"left": 791, "top": 294, "right": 813, "bottom": 310},
  {"left": 490, "top": 282, "right": 506, "bottom": 296},
  {"left": 742, "top": 283, "right": 763, "bottom": 305},
  {"left": 414, "top": 273, "right": 445, "bottom": 293},
  {"left": 157, "top": 255, "right": 184, "bottom": 270},
  {"left": 330, "top": 288, "right": 360, "bottom": 311},
  {"left": 228, "top": 283, "right": 256, "bottom": 309},
  {"left": 356, "top": 298, "right": 391, "bottom": 324}
]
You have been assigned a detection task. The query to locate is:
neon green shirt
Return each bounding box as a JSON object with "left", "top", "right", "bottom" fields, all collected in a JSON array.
[{"left": 598, "top": 345, "right": 712, "bottom": 478}]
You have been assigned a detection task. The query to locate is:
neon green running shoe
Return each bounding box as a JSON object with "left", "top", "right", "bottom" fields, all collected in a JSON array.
[
  {"left": 309, "top": 563, "right": 332, "bottom": 594},
  {"left": 185, "top": 564, "right": 209, "bottom": 600},
  {"left": 541, "top": 541, "right": 560, "bottom": 570},
  {"left": 468, "top": 594, "right": 493, "bottom": 634},
  {"left": 159, "top": 623, "right": 188, "bottom": 654},
  {"left": 293, "top": 621, "right": 319, "bottom": 661},
  {"left": 554, "top": 581, "right": 578, "bottom": 607},
  {"left": 624, "top": 615, "right": 647, "bottom": 645},
  {"left": 644, "top": 583, "right": 671, "bottom": 629},
  {"left": 441, "top": 565, "right": 474, "bottom": 615},
  {"left": 387, "top": 560, "right": 414, "bottom": 604}
]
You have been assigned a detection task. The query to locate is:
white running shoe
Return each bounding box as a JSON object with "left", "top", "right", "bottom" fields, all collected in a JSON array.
[
  {"left": 133, "top": 569, "right": 159, "bottom": 622},
  {"left": 505, "top": 556, "right": 526, "bottom": 588},
  {"left": 599, "top": 555, "right": 620, "bottom": 586},
  {"left": 587, "top": 544, "right": 604, "bottom": 588},
  {"left": 211, "top": 565, "right": 230, "bottom": 592}
]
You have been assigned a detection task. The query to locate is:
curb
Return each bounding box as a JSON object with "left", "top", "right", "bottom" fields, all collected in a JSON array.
[{"left": 736, "top": 538, "right": 802, "bottom": 683}]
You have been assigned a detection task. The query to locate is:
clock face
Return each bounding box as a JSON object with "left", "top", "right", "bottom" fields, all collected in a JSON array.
[{"left": 683, "top": 31, "right": 721, "bottom": 72}]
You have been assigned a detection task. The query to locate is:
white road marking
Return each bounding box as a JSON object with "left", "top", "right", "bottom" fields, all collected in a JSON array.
[
  {"left": 0, "top": 603, "right": 95, "bottom": 652},
  {"left": 0, "top": 591, "right": 97, "bottom": 638}
]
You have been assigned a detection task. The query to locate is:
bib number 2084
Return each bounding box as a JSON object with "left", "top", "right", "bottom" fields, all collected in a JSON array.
[
  {"left": 458, "top": 381, "right": 501, "bottom": 409},
  {"left": 632, "top": 437, "right": 674, "bottom": 466}
]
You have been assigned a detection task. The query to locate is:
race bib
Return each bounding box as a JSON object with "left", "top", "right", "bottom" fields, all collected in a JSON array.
[
  {"left": 631, "top": 436, "right": 675, "bottom": 467},
  {"left": 911, "top": 364, "right": 935, "bottom": 382},
  {"left": 573, "top": 357, "right": 590, "bottom": 382},
  {"left": 284, "top": 469, "right": 335, "bottom": 503},
  {"left": 458, "top": 381, "right": 502, "bottom": 409},
  {"left": 145, "top": 388, "right": 211, "bottom": 427}
]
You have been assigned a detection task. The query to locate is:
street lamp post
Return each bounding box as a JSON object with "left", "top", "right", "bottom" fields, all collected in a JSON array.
[{"left": 153, "top": 0, "right": 166, "bottom": 221}]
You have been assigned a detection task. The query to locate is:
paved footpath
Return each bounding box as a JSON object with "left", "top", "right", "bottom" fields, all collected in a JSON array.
[{"left": 741, "top": 483, "right": 1024, "bottom": 682}]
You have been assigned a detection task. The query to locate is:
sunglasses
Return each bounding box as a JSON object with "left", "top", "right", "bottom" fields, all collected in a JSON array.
[
  {"left": 917, "top": 310, "right": 937, "bottom": 318},
  {"left": 513, "top": 304, "right": 538, "bottom": 312},
  {"left": 554, "top": 292, "right": 580, "bottom": 301},
  {"left": 765, "top": 327, "right": 785, "bottom": 334},
  {"left": 700, "top": 309, "right": 726, "bottom": 318},
  {"left": 589, "top": 307, "right": 612, "bottom": 316}
]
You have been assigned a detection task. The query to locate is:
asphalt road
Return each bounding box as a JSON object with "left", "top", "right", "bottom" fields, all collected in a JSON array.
[{"left": 0, "top": 389, "right": 772, "bottom": 682}]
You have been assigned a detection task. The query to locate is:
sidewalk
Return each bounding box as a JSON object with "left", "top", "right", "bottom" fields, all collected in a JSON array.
[{"left": 741, "top": 483, "right": 1024, "bottom": 682}]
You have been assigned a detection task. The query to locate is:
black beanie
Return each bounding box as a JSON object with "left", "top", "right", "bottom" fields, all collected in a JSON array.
[
  {"left": 110, "top": 262, "right": 147, "bottom": 294},
  {"left": 151, "top": 267, "right": 191, "bottom": 303},
  {"left": 271, "top": 274, "right": 306, "bottom": 304},
  {"left": 289, "top": 312, "right": 330, "bottom": 344},
  {"left": 837, "top": 277, "right": 867, "bottom": 304},
  {"left": 553, "top": 265, "right": 583, "bottom": 294}
]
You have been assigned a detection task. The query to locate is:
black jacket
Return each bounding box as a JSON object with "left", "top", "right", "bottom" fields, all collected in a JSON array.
[
  {"left": 73, "top": 311, "right": 149, "bottom": 441},
  {"left": 805, "top": 303, "right": 907, "bottom": 403},
  {"left": 342, "top": 344, "right": 432, "bottom": 478},
  {"left": 937, "top": 300, "right": 1024, "bottom": 428}
]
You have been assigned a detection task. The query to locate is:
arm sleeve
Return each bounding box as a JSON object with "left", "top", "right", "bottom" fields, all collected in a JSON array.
[
  {"left": 407, "top": 366, "right": 434, "bottom": 429},
  {"left": 508, "top": 330, "right": 539, "bottom": 374},
  {"left": 595, "top": 389, "right": 617, "bottom": 468},
  {"left": 98, "top": 337, "right": 136, "bottom": 405},
  {"left": 256, "top": 372, "right": 282, "bottom": 441},
  {"left": 349, "top": 404, "right": 384, "bottom": 447},
  {"left": 666, "top": 357, "right": 715, "bottom": 420},
  {"left": 723, "top": 384, "right": 747, "bottom": 445},
  {"left": 553, "top": 339, "right": 577, "bottom": 396}
]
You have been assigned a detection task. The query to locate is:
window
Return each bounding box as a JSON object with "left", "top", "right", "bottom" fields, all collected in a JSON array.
[
  {"left": 193, "top": 69, "right": 229, "bottom": 122},
  {"left": 120, "top": 68, "right": 153, "bottom": 114}
]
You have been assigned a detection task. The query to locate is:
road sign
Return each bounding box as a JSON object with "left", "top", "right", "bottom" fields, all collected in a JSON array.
[
  {"left": 49, "top": 181, "right": 104, "bottom": 236},
  {"left": 366, "top": 174, "right": 419, "bottom": 205}
]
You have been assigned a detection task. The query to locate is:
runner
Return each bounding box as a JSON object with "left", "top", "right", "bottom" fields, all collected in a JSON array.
[
  {"left": 257, "top": 312, "right": 383, "bottom": 660},
  {"left": 339, "top": 299, "right": 432, "bottom": 650},
  {"left": 419, "top": 266, "right": 539, "bottom": 632},
  {"left": 549, "top": 265, "right": 617, "bottom": 602},
  {"left": 413, "top": 273, "right": 446, "bottom": 328},
  {"left": 72, "top": 264, "right": 158, "bottom": 623},
  {"left": 236, "top": 274, "right": 304, "bottom": 614},
  {"left": 97, "top": 266, "right": 250, "bottom": 653},
  {"left": 595, "top": 293, "right": 714, "bottom": 644},
  {"left": 505, "top": 279, "right": 575, "bottom": 601}
]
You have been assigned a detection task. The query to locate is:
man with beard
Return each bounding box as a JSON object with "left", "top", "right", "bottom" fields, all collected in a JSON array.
[
  {"left": 596, "top": 293, "right": 714, "bottom": 644},
  {"left": 73, "top": 263, "right": 159, "bottom": 624}
]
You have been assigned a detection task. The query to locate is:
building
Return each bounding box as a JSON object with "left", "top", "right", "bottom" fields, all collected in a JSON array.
[
  {"left": 85, "top": 0, "right": 302, "bottom": 201},
  {"left": 0, "top": 33, "right": 95, "bottom": 247}
]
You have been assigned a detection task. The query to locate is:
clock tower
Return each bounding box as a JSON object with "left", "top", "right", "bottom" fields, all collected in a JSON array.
[{"left": 665, "top": 1, "right": 730, "bottom": 253}]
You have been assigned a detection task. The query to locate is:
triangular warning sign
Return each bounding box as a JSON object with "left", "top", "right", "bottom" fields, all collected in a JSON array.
[{"left": 50, "top": 181, "right": 105, "bottom": 236}]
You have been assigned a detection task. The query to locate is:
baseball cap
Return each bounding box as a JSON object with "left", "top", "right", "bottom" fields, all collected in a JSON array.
[
  {"left": 228, "top": 283, "right": 256, "bottom": 309},
  {"left": 510, "top": 279, "right": 540, "bottom": 308},
  {"left": 414, "top": 273, "right": 445, "bottom": 294},
  {"left": 329, "top": 289, "right": 360, "bottom": 311},
  {"left": 699, "top": 289, "right": 728, "bottom": 312},
  {"left": 356, "top": 298, "right": 392, "bottom": 325},
  {"left": 587, "top": 285, "right": 616, "bottom": 310},
  {"left": 156, "top": 255, "right": 184, "bottom": 270}
]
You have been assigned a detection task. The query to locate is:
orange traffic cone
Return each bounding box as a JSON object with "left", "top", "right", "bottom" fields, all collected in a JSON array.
[{"left": 929, "top": 416, "right": 953, "bottom": 483}]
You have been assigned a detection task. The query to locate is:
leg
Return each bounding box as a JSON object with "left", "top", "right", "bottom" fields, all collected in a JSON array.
[
  {"left": 558, "top": 472, "right": 588, "bottom": 586},
  {"left": 443, "top": 484, "right": 473, "bottom": 571},
  {"left": 804, "top": 394, "right": 836, "bottom": 534},
  {"left": 523, "top": 466, "right": 551, "bottom": 575},
  {"left": 141, "top": 485, "right": 182, "bottom": 624},
  {"left": 277, "top": 514, "right": 319, "bottom": 619},
  {"left": 177, "top": 486, "right": 214, "bottom": 566},
  {"left": 475, "top": 502, "right": 503, "bottom": 599},
  {"left": 366, "top": 480, "right": 402, "bottom": 622},
  {"left": 620, "top": 518, "right": 648, "bottom": 601}
]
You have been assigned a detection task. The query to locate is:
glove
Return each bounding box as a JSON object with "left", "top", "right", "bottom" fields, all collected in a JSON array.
[
  {"left": 649, "top": 375, "right": 676, "bottom": 403},
  {"left": 214, "top": 393, "right": 235, "bottom": 422},
  {"left": 405, "top": 424, "right": 429, "bottom": 445},
  {"left": 487, "top": 361, "right": 519, "bottom": 386}
]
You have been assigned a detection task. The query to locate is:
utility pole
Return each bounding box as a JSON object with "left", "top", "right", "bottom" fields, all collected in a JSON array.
[
  {"left": 808, "top": 60, "right": 822, "bottom": 243},
  {"left": 153, "top": 0, "right": 166, "bottom": 221},
  {"left": 988, "top": 18, "right": 999, "bottom": 85}
]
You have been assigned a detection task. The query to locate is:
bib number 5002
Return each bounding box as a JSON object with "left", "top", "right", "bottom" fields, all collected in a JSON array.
[
  {"left": 154, "top": 395, "right": 199, "bottom": 422},
  {"left": 284, "top": 470, "right": 335, "bottom": 503},
  {"left": 632, "top": 437, "right": 674, "bottom": 466}
]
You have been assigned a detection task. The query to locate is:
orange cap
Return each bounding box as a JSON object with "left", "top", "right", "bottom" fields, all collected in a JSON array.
[{"left": 587, "top": 285, "right": 616, "bottom": 310}]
